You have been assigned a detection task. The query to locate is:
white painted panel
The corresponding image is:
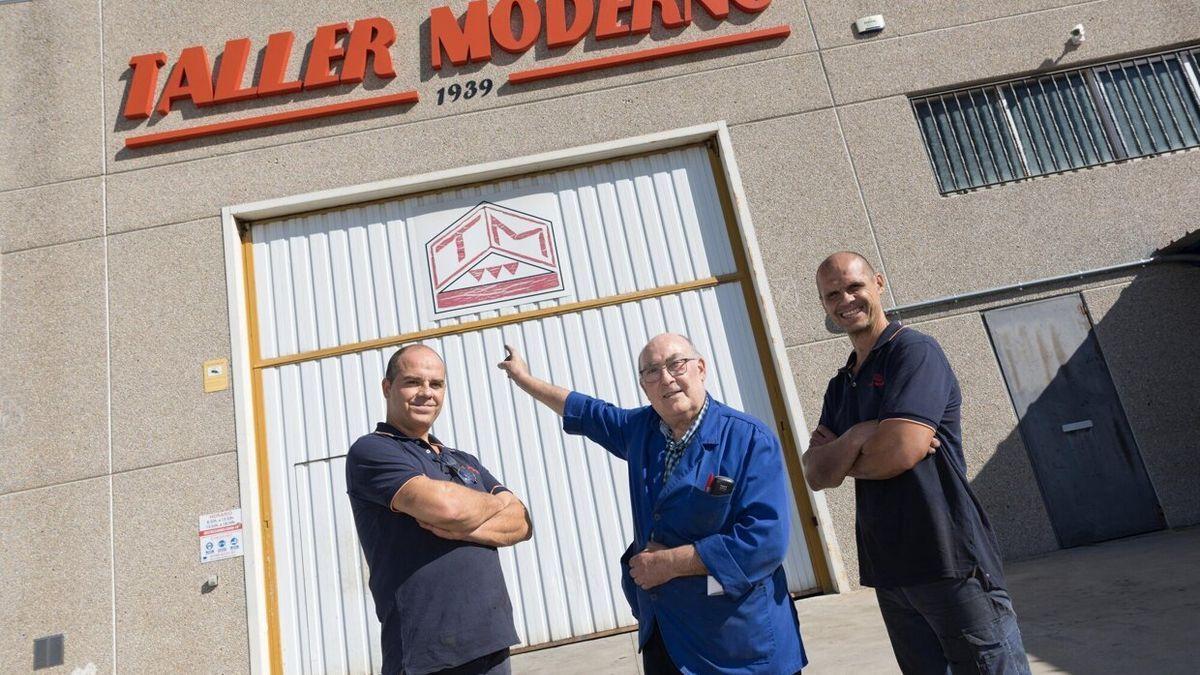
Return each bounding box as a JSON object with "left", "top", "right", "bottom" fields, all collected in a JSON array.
[
  {"left": 252, "top": 146, "right": 816, "bottom": 673},
  {"left": 261, "top": 285, "right": 817, "bottom": 673},
  {"left": 251, "top": 147, "right": 736, "bottom": 360}
]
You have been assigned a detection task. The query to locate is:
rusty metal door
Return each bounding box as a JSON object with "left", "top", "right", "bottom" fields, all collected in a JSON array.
[{"left": 984, "top": 294, "right": 1164, "bottom": 547}]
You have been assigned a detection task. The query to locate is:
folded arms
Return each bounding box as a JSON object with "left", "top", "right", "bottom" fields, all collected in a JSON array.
[
  {"left": 392, "top": 476, "right": 532, "bottom": 547},
  {"left": 803, "top": 418, "right": 940, "bottom": 490}
]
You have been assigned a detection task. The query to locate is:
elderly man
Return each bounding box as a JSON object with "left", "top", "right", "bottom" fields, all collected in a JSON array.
[
  {"left": 499, "top": 334, "right": 807, "bottom": 675},
  {"left": 803, "top": 251, "right": 1030, "bottom": 674},
  {"left": 346, "top": 344, "right": 531, "bottom": 675}
]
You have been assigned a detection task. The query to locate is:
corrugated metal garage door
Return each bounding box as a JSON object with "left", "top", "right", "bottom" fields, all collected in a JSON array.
[{"left": 246, "top": 146, "right": 818, "bottom": 673}]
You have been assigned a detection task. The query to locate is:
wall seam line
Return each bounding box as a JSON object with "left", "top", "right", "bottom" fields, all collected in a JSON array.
[
  {"left": 0, "top": 451, "right": 242, "bottom": 500},
  {"left": 0, "top": 173, "right": 104, "bottom": 198},
  {"left": 818, "top": 0, "right": 1106, "bottom": 55},
  {"left": 2, "top": 233, "right": 109, "bottom": 257},
  {"left": 802, "top": 0, "right": 897, "bottom": 306},
  {"left": 1, "top": 215, "right": 226, "bottom": 257},
  {"left": 97, "top": 0, "right": 117, "bottom": 665},
  {"left": 785, "top": 333, "right": 849, "bottom": 350}
]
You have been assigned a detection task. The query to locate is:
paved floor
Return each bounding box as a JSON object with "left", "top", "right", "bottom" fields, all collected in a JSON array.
[{"left": 512, "top": 526, "right": 1200, "bottom": 674}]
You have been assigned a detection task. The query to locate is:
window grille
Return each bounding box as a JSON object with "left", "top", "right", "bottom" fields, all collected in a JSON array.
[{"left": 913, "top": 47, "right": 1200, "bottom": 193}]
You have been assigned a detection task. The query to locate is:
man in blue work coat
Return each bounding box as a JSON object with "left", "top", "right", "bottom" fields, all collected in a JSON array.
[
  {"left": 499, "top": 334, "right": 807, "bottom": 674},
  {"left": 803, "top": 251, "right": 1030, "bottom": 674}
]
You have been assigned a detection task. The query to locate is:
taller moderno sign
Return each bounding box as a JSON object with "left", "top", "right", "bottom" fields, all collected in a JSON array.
[{"left": 119, "top": 0, "right": 787, "bottom": 149}]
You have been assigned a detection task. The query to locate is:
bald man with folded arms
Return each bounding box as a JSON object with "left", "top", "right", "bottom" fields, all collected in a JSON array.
[
  {"left": 346, "top": 344, "right": 531, "bottom": 675},
  {"left": 804, "top": 251, "right": 1030, "bottom": 675}
]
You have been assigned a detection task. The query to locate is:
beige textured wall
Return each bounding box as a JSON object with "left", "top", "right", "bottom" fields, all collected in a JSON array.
[{"left": 2, "top": 0, "right": 1198, "bottom": 669}]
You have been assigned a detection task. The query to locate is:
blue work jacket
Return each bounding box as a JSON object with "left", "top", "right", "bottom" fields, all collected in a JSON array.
[{"left": 564, "top": 392, "right": 807, "bottom": 674}]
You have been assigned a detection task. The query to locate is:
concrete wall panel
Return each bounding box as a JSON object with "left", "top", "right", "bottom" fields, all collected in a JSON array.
[
  {"left": 108, "top": 219, "right": 235, "bottom": 473},
  {"left": 731, "top": 110, "right": 879, "bottom": 347},
  {"left": 838, "top": 96, "right": 1200, "bottom": 305},
  {"left": 0, "top": 477, "right": 113, "bottom": 673},
  {"left": 821, "top": 0, "right": 1200, "bottom": 104},
  {"left": 0, "top": 240, "right": 109, "bottom": 495},
  {"left": 106, "top": 53, "right": 830, "bottom": 234},
  {"left": 1084, "top": 266, "right": 1200, "bottom": 528},
  {"left": 789, "top": 337, "right": 862, "bottom": 586},
  {"left": 112, "top": 453, "right": 249, "bottom": 673},
  {"left": 103, "top": 1, "right": 815, "bottom": 172},
  {"left": 0, "top": 177, "right": 105, "bottom": 254},
  {"left": 0, "top": 0, "right": 104, "bottom": 191}
]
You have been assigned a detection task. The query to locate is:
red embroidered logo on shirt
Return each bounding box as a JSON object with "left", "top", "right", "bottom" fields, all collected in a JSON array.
[{"left": 872, "top": 374, "right": 885, "bottom": 387}]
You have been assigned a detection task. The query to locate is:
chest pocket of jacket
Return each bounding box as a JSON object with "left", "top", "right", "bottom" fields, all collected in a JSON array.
[{"left": 676, "top": 486, "right": 733, "bottom": 539}]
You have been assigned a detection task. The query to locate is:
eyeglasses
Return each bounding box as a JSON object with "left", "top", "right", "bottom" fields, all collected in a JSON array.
[
  {"left": 638, "top": 357, "right": 698, "bottom": 384},
  {"left": 432, "top": 450, "right": 479, "bottom": 486}
]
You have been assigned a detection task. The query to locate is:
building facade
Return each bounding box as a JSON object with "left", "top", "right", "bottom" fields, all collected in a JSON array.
[{"left": 2, "top": 0, "right": 1198, "bottom": 672}]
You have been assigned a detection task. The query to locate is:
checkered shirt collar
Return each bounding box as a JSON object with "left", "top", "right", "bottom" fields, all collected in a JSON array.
[{"left": 660, "top": 396, "right": 710, "bottom": 478}]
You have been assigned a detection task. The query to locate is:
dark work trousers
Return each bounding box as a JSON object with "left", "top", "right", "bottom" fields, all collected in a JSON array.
[
  {"left": 429, "top": 648, "right": 511, "bottom": 675},
  {"left": 875, "top": 571, "right": 1031, "bottom": 675},
  {"left": 642, "top": 626, "right": 682, "bottom": 675}
]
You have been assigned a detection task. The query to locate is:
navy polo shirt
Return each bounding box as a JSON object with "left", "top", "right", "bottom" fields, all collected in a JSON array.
[
  {"left": 818, "top": 322, "right": 1006, "bottom": 589},
  {"left": 345, "top": 423, "right": 519, "bottom": 675}
]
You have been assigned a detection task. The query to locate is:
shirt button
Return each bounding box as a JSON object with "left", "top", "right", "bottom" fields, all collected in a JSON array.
[
  {"left": 650, "top": 593, "right": 658, "bottom": 601},
  {"left": 653, "top": 513, "right": 661, "bottom": 521}
]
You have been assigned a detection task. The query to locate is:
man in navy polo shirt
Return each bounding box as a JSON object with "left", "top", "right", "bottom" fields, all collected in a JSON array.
[
  {"left": 499, "top": 334, "right": 807, "bottom": 675},
  {"left": 346, "top": 344, "right": 531, "bottom": 675},
  {"left": 802, "top": 251, "right": 1030, "bottom": 674}
]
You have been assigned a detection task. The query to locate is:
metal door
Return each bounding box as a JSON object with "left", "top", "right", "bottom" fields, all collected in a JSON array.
[
  {"left": 246, "top": 146, "right": 820, "bottom": 673},
  {"left": 984, "top": 294, "right": 1164, "bottom": 547}
]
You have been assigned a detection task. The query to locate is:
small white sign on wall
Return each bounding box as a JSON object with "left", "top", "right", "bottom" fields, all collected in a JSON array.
[
  {"left": 415, "top": 194, "right": 571, "bottom": 322},
  {"left": 199, "top": 508, "right": 244, "bottom": 563}
]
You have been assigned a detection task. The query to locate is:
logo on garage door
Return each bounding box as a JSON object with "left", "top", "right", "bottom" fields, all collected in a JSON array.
[{"left": 425, "top": 201, "right": 567, "bottom": 317}]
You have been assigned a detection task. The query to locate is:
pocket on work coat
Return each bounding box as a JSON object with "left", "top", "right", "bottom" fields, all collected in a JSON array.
[{"left": 671, "top": 487, "right": 733, "bottom": 540}]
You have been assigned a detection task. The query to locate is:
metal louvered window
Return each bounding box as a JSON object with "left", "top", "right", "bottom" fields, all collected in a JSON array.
[{"left": 913, "top": 46, "right": 1200, "bottom": 193}]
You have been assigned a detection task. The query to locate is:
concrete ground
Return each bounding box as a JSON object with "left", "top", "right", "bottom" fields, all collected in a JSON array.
[{"left": 512, "top": 526, "right": 1200, "bottom": 674}]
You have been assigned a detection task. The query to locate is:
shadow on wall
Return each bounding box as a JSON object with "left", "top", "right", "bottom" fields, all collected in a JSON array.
[
  {"left": 965, "top": 261, "right": 1200, "bottom": 673},
  {"left": 970, "top": 262, "right": 1200, "bottom": 548}
]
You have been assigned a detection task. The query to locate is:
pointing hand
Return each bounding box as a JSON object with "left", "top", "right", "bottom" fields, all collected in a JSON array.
[{"left": 497, "top": 345, "right": 529, "bottom": 380}]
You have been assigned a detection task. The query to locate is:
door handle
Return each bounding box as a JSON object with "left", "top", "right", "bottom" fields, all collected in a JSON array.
[{"left": 1061, "top": 420, "right": 1093, "bottom": 433}]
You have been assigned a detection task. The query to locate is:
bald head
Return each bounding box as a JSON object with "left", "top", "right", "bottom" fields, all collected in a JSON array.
[
  {"left": 382, "top": 343, "right": 446, "bottom": 439},
  {"left": 638, "top": 333, "right": 700, "bottom": 370},
  {"left": 817, "top": 251, "right": 875, "bottom": 279},
  {"left": 385, "top": 344, "right": 442, "bottom": 382}
]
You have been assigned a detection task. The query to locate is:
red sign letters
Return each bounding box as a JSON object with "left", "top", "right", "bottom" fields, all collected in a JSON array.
[
  {"left": 430, "top": 0, "right": 772, "bottom": 69},
  {"left": 123, "top": 17, "right": 397, "bottom": 119},
  {"left": 119, "top": 2, "right": 782, "bottom": 147}
]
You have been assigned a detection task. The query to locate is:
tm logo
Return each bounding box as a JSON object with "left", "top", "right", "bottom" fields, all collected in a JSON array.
[{"left": 425, "top": 202, "right": 565, "bottom": 316}]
